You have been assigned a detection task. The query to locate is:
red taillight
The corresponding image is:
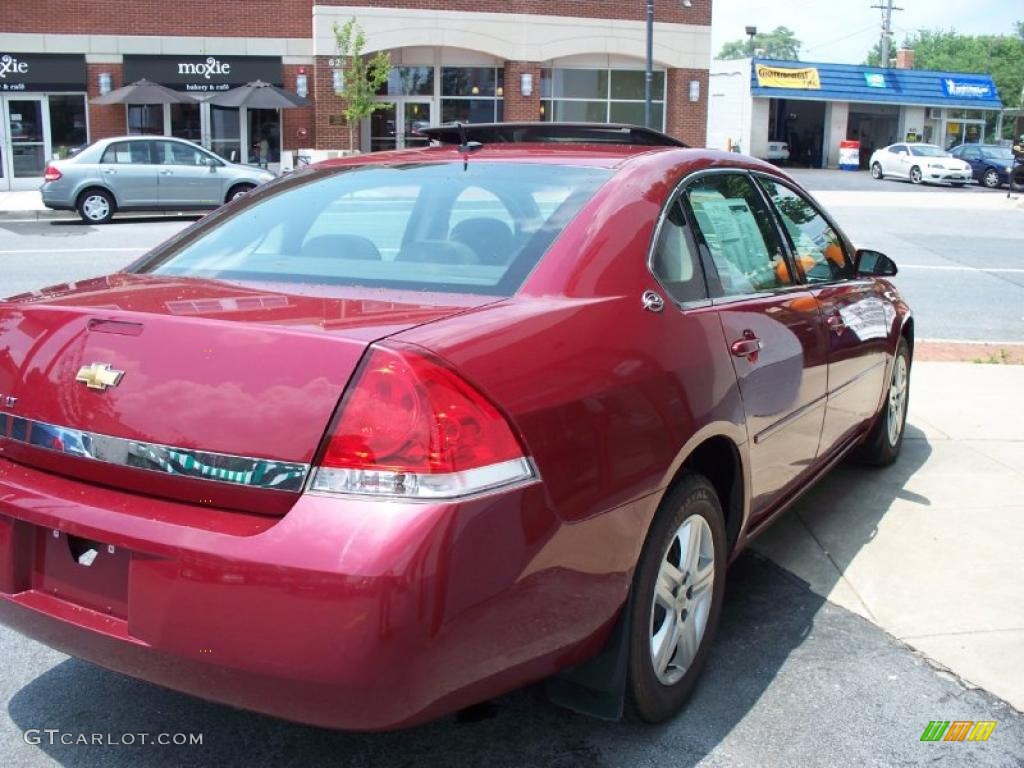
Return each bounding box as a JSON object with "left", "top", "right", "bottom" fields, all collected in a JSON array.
[
  {"left": 311, "top": 344, "right": 534, "bottom": 498},
  {"left": 43, "top": 165, "right": 62, "bottom": 183}
]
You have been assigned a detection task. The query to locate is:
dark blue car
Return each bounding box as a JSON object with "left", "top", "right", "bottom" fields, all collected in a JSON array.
[{"left": 950, "top": 144, "right": 1015, "bottom": 188}]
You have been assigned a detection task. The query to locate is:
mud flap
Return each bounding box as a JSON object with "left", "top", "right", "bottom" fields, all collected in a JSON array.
[{"left": 544, "top": 593, "right": 633, "bottom": 721}]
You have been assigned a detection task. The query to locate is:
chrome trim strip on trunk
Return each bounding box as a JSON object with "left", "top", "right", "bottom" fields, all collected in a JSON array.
[{"left": 0, "top": 413, "right": 310, "bottom": 492}]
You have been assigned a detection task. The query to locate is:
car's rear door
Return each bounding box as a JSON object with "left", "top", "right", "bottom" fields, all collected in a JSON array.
[
  {"left": 154, "top": 140, "right": 224, "bottom": 207},
  {"left": 682, "top": 171, "right": 828, "bottom": 521},
  {"left": 98, "top": 140, "right": 159, "bottom": 206},
  {"left": 754, "top": 174, "right": 889, "bottom": 456}
]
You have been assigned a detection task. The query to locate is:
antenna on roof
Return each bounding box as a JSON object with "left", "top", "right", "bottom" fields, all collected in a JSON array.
[{"left": 453, "top": 122, "right": 483, "bottom": 170}]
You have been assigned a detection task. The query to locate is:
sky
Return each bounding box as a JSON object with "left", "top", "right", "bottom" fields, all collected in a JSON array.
[{"left": 711, "top": 0, "right": 1022, "bottom": 64}]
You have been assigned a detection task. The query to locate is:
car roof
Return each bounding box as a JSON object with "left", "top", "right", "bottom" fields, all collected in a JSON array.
[{"left": 313, "top": 143, "right": 784, "bottom": 176}]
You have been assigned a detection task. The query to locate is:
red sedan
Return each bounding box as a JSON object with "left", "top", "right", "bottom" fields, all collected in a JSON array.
[{"left": 0, "top": 123, "right": 912, "bottom": 730}]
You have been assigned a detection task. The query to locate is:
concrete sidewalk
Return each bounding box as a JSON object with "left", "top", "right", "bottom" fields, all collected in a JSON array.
[
  {"left": 756, "top": 361, "right": 1024, "bottom": 711},
  {"left": 0, "top": 190, "right": 68, "bottom": 220}
]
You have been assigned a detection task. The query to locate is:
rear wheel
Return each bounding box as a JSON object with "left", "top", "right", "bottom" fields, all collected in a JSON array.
[
  {"left": 871, "top": 162, "right": 883, "bottom": 180},
  {"left": 626, "top": 473, "right": 726, "bottom": 723},
  {"left": 77, "top": 189, "right": 115, "bottom": 224},
  {"left": 853, "top": 337, "right": 911, "bottom": 466},
  {"left": 909, "top": 166, "right": 923, "bottom": 185},
  {"left": 982, "top": 168, "right": 1001, "bottom": 189}
]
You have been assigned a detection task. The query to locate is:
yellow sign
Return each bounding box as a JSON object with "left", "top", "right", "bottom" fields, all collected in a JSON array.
[{"left": 755, "top": 65, "right": 821, "bottom": 90}]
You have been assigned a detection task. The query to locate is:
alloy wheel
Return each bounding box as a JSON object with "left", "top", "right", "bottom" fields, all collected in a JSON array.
[
  {"left": 910, "top": 167, "right": 923, "bottom": 184},
  {"left": 887, "top": 355, "right": 908, "bottom": 447},
  {"left": 871, "top": 163, "right": 882, "bottom": 179},
  {"left": 82, "top": 195, "right": 110, "bottom": 222},
  {"left": 983, "top": 169, "right": 1000, "bottom": 189},
  {"left": 649, "top": 513, "right": 715, "bottom": 686}
]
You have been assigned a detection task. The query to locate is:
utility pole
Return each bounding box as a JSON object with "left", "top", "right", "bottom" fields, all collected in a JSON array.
[
  {"left": 644, "top": 0, "right": 654, "bottom": 128},
  {"left": 870, "top": 0, "right": 903, "bottom": 67}
]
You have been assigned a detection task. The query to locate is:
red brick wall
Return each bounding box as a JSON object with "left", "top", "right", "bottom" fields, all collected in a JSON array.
[
  {"left": 5, "top": 0, "right": 709, "bottom": 37},
  {"left": 86, "top": 63, "right": 126, "bottom": 142},
  {"left": 282, "top": 64, "right": 316, "bottom": 150},
  {"left": 666, "top": 68, "right": 708, "bottom": 147},
  {"left": 312, "top": 57, "right": 362, "bottom": 151},
  {"left": 502, "top": 61, "right": 541, "bottom": 121}
]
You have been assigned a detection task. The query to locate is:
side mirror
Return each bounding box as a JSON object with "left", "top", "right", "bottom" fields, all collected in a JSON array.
[{"left": 855, "top": 249, "right": 898, "bottom": 277}]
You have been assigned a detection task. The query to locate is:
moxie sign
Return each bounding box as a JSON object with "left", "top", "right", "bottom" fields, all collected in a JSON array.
[
  {"left": 124, "top": 55, "right": 282, "bottom": 92},
  {"left": 0, "top": 53, "right": 86, "bottom": 92}
]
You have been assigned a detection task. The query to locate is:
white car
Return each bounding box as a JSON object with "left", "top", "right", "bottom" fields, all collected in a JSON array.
[
  {"left": 764, "top": 140, "right": 790, "bottom": 161},
  {"left": 869, "top": 142, "right": 973, "bottom": 186}
]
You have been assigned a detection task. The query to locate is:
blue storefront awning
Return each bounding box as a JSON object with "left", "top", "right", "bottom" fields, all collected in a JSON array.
[{"left": 750, "top": 58, "right": 1003, "bottom": 110}]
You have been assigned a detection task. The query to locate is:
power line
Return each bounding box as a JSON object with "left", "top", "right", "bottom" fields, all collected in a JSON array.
[
  {"left": 869, "top": 0, "right": 904, "bottom": 67},
  {"left": 803, "top": 23, "right": 878, "bottom": 53}
]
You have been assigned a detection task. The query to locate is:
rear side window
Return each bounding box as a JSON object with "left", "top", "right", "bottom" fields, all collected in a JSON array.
[
  {"left": 101, "top": 141, "right": 152, "bottom": 164},
  {"left": 135, "top": 163, "right": 612, "bottom": 295},
  {"left": 650, "top": 199, "right": 706, "bottom": 304},
  {"left": 684, "top": 173, "right": 791, "bottom": 296},
  {"left": 756, "top": 177, "right": 852, "bottom": 283}
]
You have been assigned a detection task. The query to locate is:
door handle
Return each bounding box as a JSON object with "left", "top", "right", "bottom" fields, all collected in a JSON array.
[
  {"left": 730, "top": 330, "right": 762, "bottom": 362},
  {"left": 159, "top": 169, "right": 173, "bottom": 176},
  {"left": 827, "top": 313, "right": 847, "bottom": 335},
  {"left": 103, "top": 168, "right": 116, "bottom": 174}
]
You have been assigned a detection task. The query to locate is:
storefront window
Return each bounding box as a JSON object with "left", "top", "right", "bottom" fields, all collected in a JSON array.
[
  {"left": 47, "top": 95, "right": 87, "bottom": 156},
  {"left": 540, "top": 68, "right": 666, "bottom": 130},
  {"left": 440, "top": 67, "right": 504, "bottom": 123},
  {"left": 379, "top": 67, "right": 434, "bottom": 97},
  {"left": 247, "top": 108, "right": 280, "bottom": 166},
  {"left": 210, "top": 105, "right": 241, "bottom": 162},
  {"left": 127, "top": 104, "right": 164, "bottom": 135},
  {"left": 170, "top": 103, "right": 201, "bottom": 142}
]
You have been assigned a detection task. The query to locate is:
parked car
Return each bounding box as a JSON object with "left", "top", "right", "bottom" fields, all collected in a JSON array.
[
  {"left": 41, "top": 135, "right": 275, "bottom": 223},
  {"left": 869, "top": 142, "right": 972, "bottom": 186},
  {"left": 948, "top": 143, "right": 1015, "bottom": 189},
  {"left": 0, "top": 122, "right": 913, "bottom": 731},
  {"left": 763, "top": 140, "right": 790, "bottom": 162}
]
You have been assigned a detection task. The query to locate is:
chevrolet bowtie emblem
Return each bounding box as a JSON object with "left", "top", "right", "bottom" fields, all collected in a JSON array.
[{"left": 75, "top": 363, "right": 125, "bottom": 391}]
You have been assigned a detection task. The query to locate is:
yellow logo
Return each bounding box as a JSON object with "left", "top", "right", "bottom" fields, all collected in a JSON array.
[
  {"left": 75, "top": 363, "right": 125, "bottom": 391},
  {"left": 755, "top": 65, "right": 821, "bottom": 90}
]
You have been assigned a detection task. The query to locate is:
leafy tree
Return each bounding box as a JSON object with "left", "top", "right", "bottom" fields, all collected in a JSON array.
[
  {"left": 333, "top": 19, "right": 392, "bottom": 150},
  {"left": 719, "top": 26, "right": 801, "bottom": 60}
]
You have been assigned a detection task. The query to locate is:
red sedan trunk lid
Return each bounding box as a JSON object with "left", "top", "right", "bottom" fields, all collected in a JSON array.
[{"left": 0, "top": 274, "right": 493, "bottom": 514}]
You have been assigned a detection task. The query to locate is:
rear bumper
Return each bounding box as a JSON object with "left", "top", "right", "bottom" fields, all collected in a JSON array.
[{"left": 0, "top": 459, "right": 640, "bottom": 730}]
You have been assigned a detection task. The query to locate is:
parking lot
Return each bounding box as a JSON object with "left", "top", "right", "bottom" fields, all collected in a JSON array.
[{"left": 1, "top": 170, "right": 1023, "bottom": 766}]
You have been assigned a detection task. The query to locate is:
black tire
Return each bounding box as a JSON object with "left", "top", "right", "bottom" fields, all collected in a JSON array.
[
  {"left": 909, "top": 166, "right": 923, "bottom": 185},
  {"left": 626, "top": 472, "right": 727, "bottom": 723},
  {"left": 853, "top": 337, "right": 911, "bottom": 467},
  {"left": 226, "top": 183, "right": 256, "bottom": 204},
  {"left": 981, "top": 167, "right": 1001, "bottom": 189},
  {"left": 870, "top": 162, "right": 884, "bottom": 180},
  {"left": 76, "top": 188, "right": 115, "bottom": 224}
]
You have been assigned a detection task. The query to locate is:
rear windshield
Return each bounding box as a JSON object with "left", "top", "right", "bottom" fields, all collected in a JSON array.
[{"left": 135, "top": 162, "right": 612, "bottom": 296}]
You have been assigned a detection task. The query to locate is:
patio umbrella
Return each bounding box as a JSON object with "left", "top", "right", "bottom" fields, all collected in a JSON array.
[
  {"left": 91, "top": 78, "right": 199, "bottom": 105},
  {"left": 206, "top": 80, "right": 309, "bottom": 109}
]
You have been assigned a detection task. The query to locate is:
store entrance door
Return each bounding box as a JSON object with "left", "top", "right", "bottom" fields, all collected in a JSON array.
[
  {"left": 2, "top": 95, "right": 50, "bottom": 190},
  {"left": 944, "top": 120, "right": 985, "bottom": 150},
  {"left": 368, "top": 99, "right": 435, "bottom": 152}
]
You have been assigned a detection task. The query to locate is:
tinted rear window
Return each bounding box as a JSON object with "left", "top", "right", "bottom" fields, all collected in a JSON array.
[{"left": 136, "top": 162, "right": 612, "bottom": 295}]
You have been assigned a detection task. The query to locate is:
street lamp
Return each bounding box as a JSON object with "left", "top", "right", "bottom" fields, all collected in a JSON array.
[
  {"left": 645, "top": 1, "right": 697, "bottom": 129},
  {"left": 745, "top": 25, "right": 758, "bottom": 57}
]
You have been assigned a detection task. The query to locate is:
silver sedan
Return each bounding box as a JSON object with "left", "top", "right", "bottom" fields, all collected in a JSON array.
[{"left": 41, "top": 136, "right": 275, "bottom": 223}]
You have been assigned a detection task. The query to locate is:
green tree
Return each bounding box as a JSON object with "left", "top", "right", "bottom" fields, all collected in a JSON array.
[
  {"left": 333, "top": 18, "right": 392, "bottom": 150},
  {"left": 718, "top": 26, "right": 801, "bottom": 60},
  {"left": 864, "top": 24, "right": 1024, "bottom": 135}
]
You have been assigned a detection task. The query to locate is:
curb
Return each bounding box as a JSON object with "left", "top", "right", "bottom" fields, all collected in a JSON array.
[{"left": 0, "top": 209, "right": 206, "bottom": 223}]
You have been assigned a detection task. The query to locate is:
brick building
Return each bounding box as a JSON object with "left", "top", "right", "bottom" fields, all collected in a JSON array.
[{"left": 0, "top": 1, "right": 712, "bottom": 189}]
